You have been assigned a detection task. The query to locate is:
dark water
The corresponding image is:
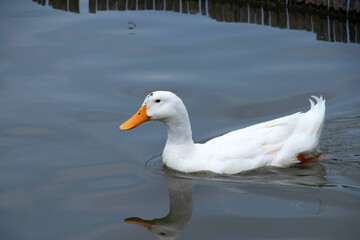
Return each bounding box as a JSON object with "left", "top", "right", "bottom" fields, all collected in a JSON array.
[{"left": 1, "top": 1, "right": 360, "bottom": 239}]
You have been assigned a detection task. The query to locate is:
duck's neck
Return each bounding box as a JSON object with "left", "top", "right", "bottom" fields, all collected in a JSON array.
[
  {"left": 163, "top": 116, "right": 194, "bottom": 146},
  {"left": 161, "top": 103, "right": 196, "bottom": 167}
]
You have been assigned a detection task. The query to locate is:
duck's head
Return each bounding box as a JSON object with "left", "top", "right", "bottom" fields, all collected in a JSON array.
[{"left": 119, "top": 91, "right": 186, "bottom": 131}]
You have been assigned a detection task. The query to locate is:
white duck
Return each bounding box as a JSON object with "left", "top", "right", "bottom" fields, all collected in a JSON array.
[{"left": 120, "top": 91, "right": 325, "bottom": 174}]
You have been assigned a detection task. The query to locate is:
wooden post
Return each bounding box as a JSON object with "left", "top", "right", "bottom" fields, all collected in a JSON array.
[
  {"left": 240, "top": 3, "right": 248, "bottom": 23},
  {"left": 207, "top": 0, "right": 214, "bottom": 17},
  {"left": 146, "top": 0, "right": 153, "bottom": 9},
  {"left": 321, "top": 16, "right": 329, "bottom": 41},
  {"left": 189, "top": 0, "right": 199, "bottom": 14},
  {"left": 138, "top": 0, "right": 145, "bottom": 10},
  {"left": 263, "top": 3, "right": 270, "bottom": 25},
  {"left": 174, "top": 0, "right": 180, "bottom": 12},
  {"left": 315, "top": 18, "right": 323, "bottom": 40},
  {"left": 289, "top": 8, "right": 297, "bottom": 29},
  {"left": 348, "top": 0, "right": 357, "bottom": 15},
  {"left": 341, "top": 20, "right": 348, "bottom": 42},
  {"left": 348, "top": 20, "right": 356, "bottom": 43},
  {"left": 312, "top": 13, "right": 317, "bottom": 33},
  {"left": 249, "top": 3, "right": 256, "bottom": 23},
  {"left": 329, "top": 16, "right": 335, "bottom": 41},
  {"left": 182, "top": 0, "right": 188, "bottom": 13},
  {"left": 333, "top": 0, "right": 340, "bottom": 11},
  {"left": 166, "top": 0, "right": 174, "bottom": 11},
  {"left": 314, "top": 15, "right": 321, "bottom": 40},
  {"left": 69, "top": 0, "right": 80, "bottom": 13},
  {"left": 89, "top": 0, "right": 96, "bottom": 13},
  {"left": 118, "top": 0, "right": 126, "bottom": 10},
  {"left": 128, "top": 0, "right": 136, "bottom": 10},
  {"left": 155, "top": 0, "right": 164, "bottom": 10},
  {"left": 215, "top": 1, "right": 223, "bottom": 21},
  {"left": 340, "top": 0, "right": 348, "bottom": 12},
  {"left": 52, "top": 0, "right": 67, "bottom": 11},
  {"left": 334, "top": 18, "right": 341, "bottom": 42},
  {"left": 296, "top": 12, "right": 305, "bottom": 30},
  {"left": 207, "top": 0, "right": 215, "bottom": 19},
  {"left": 279, "top": 7, "right": 287, "bottom": 28},
  {"left": 224, "top": 2, "right": 233, "bottom": 22},
  {"left": 322, "top": 0, "right": 328, "bottom": 7},
  {"left": 233, "top": 2, "right": 241, "bottom": 22},
  {"left": 97, "top": 0, "right": 107, "bottom": 10},
  {"left": 270, "top": 9, "right": 279, "bottom": 27},
  {"left": 305, "top": 12, "right": 312, "bottom": 31},
  {"left": 314, "top": 0, "right": 322, "bottom": 7},
  {"left": 201, "top": 0, "right": 206, "bottom": 15},
  {"left": 109, "top": 0, "right": 117, "bottom": 10},
  {"left": 256, "top": 6, "right": 262, "bottom": 25}
]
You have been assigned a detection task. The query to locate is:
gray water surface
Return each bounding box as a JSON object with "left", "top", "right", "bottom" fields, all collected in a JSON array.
[{"left": 0, "top": 1, "right": 360, "bottom": 239}]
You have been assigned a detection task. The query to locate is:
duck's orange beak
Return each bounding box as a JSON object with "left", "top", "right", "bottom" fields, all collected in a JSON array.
[
  {"left": 124, "top": 217, "right": 154, "bottom": 231},
  {"left": 119, "top": 104, "right": 150, "bottom": 131}
]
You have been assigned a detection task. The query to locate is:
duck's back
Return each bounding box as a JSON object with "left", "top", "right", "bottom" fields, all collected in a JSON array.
[{"left": 199, "top": 97, "right": 325, "bottom": 174}]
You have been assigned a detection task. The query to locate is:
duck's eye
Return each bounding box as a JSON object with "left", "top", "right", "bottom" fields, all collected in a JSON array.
[{"left": 155, "top": 99, "right": 161, "bottom": 103}]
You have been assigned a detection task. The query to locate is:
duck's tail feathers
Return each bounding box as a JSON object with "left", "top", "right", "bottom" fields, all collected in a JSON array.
[
  {"left": 295, "top": 95, "right": 326, "bottom": 154},
  {"left": 272, "top": 96, "right": 326, "bottom": 167},
  {"left": 309, "top": 96, "right": 325, "bottom": 110},
  {"left": 306, "top": 96, "right": 326, "bottom": 136}
]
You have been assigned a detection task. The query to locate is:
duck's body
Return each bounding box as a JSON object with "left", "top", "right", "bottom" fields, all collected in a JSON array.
[{"left": 120, "top": 91, "right": 325, "bottom": 174}]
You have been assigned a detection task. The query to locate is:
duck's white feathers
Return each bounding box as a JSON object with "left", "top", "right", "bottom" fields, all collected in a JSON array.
[
  {"left": 123, "top": 91, "right": 326, "bottom": 174},
  {"left": 163, "top": 96, "right": 325, "bottom": 174}
]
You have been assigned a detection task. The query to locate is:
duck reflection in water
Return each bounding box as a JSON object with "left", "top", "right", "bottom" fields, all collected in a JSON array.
[
  {"left": 125, "top": 160, "right": 327, "bottom": 240},
  {"left": 125, "top": 176, "right": 193, "bottom": 240}
]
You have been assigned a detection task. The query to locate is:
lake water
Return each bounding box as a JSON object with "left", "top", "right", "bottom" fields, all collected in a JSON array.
[{"left": 0, "top": 0, "right": 360, "bottom": 239}]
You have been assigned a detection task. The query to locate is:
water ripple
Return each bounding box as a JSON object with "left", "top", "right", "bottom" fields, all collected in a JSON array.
[{"left": 145, "top": 153, "right": 328, "bottom": 187}]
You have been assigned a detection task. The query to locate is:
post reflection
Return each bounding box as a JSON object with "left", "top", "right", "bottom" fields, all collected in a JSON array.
[
  {"left": 33, "top": 0, "right": 360, "bottom": 44},
  {"left": 37, "top": 0, "right": 80, "bottom": 13}
]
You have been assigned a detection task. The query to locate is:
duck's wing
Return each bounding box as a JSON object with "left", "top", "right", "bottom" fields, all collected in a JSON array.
[
  {"left": 206, "top": 112, "right": 301, "bottom": 148},
  {"left": 205, "top": 96, "right": 325, "bottom": 169},
  {"left": 197, "top": 112, "right": 307, "bottom": 174}
]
